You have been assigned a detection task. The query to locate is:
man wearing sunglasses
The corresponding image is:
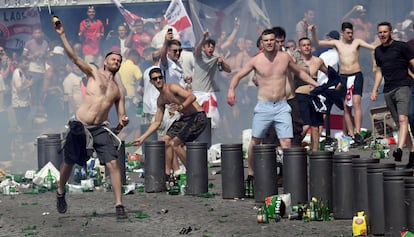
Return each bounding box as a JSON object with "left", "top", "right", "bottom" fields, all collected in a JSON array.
[{"left": 132, "top": 67, "right": 207, "bottom": 178}]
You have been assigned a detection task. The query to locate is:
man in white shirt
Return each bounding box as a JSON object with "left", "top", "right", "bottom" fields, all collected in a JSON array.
[{"left": 151, "top": 15, "right": 180, "bottom": 49}]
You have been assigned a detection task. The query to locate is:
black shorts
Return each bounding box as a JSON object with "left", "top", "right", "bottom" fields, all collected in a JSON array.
[
  {"left": 64, "top": 122, "right": 119, "bottom": 166},
  {"left": 166, "top": 111, "right": 207, "bottom": 142},
  {"left": 296, "top": 93, "right": 324, "bottom": 126}
]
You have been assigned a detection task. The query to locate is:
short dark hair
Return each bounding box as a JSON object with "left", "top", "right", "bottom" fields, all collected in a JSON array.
[
  {"left": 341, "top": 22, "right": 353, "bottom": 31},
  {"left": 298, "top": 37, "right": 311, "bottom": 45},
  {"left": 261, "top": 29, "right": 275, "bottom": 37},
  {"left": 149, "top": 67, "right": 162, "bottom": 78},
  {"left": 377, "top": 21, "right": 392, "bottom": 31},
  {"left": 272, "top": 26, "right": 286, "bottom": 39},
  {"left": 104, "top": 51, "right": 123, "bottom": 62},
  {"left": 203, "top": 38, "right": 216, "bottom": 47},
  {"left": 168, "top": 39, "right": 181, "bottom": 48}
]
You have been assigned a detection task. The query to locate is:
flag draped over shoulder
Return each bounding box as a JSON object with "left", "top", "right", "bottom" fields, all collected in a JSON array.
[
  {"left": 189, "top": 0, "right": 271, "bottom": 40},
  {"left": 0, "top": 7, "right": 41, "bottom": 50},
  {"left": 164, "top": 0, "right": 196, "bottom": 48}
]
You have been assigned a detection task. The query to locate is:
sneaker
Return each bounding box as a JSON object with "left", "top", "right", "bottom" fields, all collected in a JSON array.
[
  {"left": 353, "top": 133, "right": 364, "bottom": 145},
  {"left": 393, "top": 148, "right": 403, "bottom": 162},
  {"left": 115, "top": 205, "right": 128, "bottom": 220},
  {"left": 56, "top": 192, "right": 67, "bottom": 214}
]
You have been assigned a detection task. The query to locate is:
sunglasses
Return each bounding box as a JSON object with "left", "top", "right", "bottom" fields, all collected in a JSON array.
[
  {"left": 171, "top": 48, "right": 183, "bottom": 54},
  {"left": 150, "top": 75, "right": 164, "bottom": 81}
]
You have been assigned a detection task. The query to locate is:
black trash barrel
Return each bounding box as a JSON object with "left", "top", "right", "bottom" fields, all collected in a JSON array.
[
  {"left": 144, "top": 141, "right": 166, "bottom": 193},
  {"left": 332, "top": 154, "right": 359, "bottom": 219},
  {"left": 367, "top": 163, "right": 395, "bottom": 236},
  {"left": 221, "top": 144, "right": 244, "bottom": 199},
  {"left": 309, "top": 151, "right": 333, "bottom": 209},
  {"left": 254, "top": 144, "right": 277, "bottom": 203},
  {"left": 37, "top": 133, "right": 63, "bottom": 170},
  {"left": 352, "top": 158, "right": 379, "bottom": 215},
  {"left": 186, "top": 142, "right": 208, "bottom": 195},
  {"left": 383, "top": 169, "right": 413, "bottom": 237},
  {"left": 195, "top": 118, "right": 211, "bottom": 148},
  {"left": 283, "top": 147, "right": 307, "bottom": 205},
  {"left": 405, "top": 177, "right": 414, "bottom": 232},
  {"left": 140, "top": 123, "right": 158, "bottom": 156}
]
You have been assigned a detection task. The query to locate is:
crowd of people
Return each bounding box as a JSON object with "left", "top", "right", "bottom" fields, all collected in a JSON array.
[{"left": 1, "top": 3, "right": 414, "bottom": 219}]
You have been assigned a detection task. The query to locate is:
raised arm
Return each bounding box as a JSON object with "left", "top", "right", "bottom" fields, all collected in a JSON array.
[
  {"left": 195, "top": 31, "right": 208, "bottom": 57},
  {"left": 220, "top": 18, "right": 240, "bottom": 51},
  {"left": 357, "top": 39, "right": 376, "bottom": 50},
  {"left": 310, "top": 25, "right": 336, "bottom": 48},
  {"left": 54, "top": 19, "right": 93, "bottom": 78},
  {"left": 160, "top": 31, "right": 173, "bottom": 67}
]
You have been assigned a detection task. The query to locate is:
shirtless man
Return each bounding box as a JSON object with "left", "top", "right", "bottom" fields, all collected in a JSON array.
[
  {"left": 227, "top": 29, "right": 319, "bottom": 179},
  {"left": 294, "top": 37, "right": 328, "bottom": 151},
  {"left": 132, "top": 67, "right": 207, "bottom": 178},
  {"left": 54, "top": 19, "right": 129, "bottom": 219},
  {"left": 311, "top": 22, "right": 375, "bottom": 145}
]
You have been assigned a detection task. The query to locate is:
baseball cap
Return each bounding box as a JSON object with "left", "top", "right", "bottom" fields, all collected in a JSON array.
[
  {"left": 52, "top": 46, "right": 64, "bottom": 55},
  {"left": 326, "top": 30, "right": 340, "bottom": 40}
]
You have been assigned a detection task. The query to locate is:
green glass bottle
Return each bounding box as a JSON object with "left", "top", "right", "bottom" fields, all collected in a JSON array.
[{"left": 44, "top": 169, "right": 56, "bottom": 191}]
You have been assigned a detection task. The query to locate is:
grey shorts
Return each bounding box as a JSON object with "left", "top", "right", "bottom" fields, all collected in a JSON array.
[
  {"left": 384, "top": 86, "right": 412, "bottom": 123},
  {"left": 88, "top": 126, "right": 119, "bottom": 165}
]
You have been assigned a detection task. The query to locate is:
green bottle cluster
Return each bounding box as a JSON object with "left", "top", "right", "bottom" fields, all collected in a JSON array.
[{"left": 302, "top": 197, "right": 330, "bottom": 222}]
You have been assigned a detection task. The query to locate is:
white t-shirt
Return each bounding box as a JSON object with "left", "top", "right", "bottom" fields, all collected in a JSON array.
[
  {"left": 63, "top": 72, "right": 83, "bottom": 113},
  {"left": 142, "top": 65, "right": 160, "bottom": 115}
]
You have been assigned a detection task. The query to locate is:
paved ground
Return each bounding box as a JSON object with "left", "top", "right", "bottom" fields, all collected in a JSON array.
[{"left": 0, "top": 145, "right": 407, "bottom": 237}]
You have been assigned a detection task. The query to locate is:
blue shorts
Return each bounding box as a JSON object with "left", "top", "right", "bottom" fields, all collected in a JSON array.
[
  {"left": 252, "top": 100, "right": 293, "bottom": 139},
  {"left": 340, "top": 72, "right": 363, "bottom": 96}
]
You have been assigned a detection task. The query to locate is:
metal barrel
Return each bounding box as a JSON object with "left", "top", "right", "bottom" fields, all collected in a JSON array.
[
  {"left": 254, "top": 144, "right": 277, "bottom": 203},
  {"left": 186, "top": 142, "right": 208, "bottom": 195},
  {"left": 144, "top": 141, "right": 166, "bottom": 193},
  {"left": 405, "top": 177, "right": 414, "bottom": 232},
  {"left": 221, "top": 144, "right": 244, "bottom": 199},
  {"left": 140, "top": 123, "right": 158, "bottom": 156},
  {"left": 367, "top": 163, "right": 395, "bottom": 235},
  {"left": 309, "top": 151, "right": 333, "bottom": 209},
  {"left": 332, "top": 154, "right": 359, "bottom": 219},
  {"left": 383, "top": 169, "right": 413, "bottom": 237},
  {"left": 194, "top": 118, "right": 211, "bottom": 148},
  {"left": 37, "top": 133, "right": 63, "bottom": 170},
  {"left": 352, "top": 158, "right": 379, "bottom": 215},
  {"left": 283, "top": 147, "right": 307, "bottom": 205}
]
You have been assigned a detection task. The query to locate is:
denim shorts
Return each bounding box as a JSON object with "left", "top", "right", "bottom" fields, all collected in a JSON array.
[{"left": 252, "top": 100, "right": 293, "bottom": 139}]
